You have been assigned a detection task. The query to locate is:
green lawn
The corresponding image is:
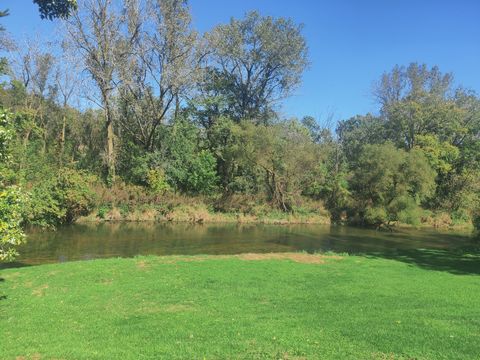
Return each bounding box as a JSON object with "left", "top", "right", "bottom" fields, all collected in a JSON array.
[{"left": 1, "top": 251, "right": 479, "bottom": 359}]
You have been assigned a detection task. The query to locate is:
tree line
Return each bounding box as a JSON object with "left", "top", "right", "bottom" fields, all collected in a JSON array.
[{"left": 1, "top": 0, "right": 479, "bottom": 260}]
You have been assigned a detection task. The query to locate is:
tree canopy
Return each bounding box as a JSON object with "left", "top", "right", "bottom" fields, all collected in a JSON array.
[{"left": 34, "top": 0, "right": 78, "bottom": 20}]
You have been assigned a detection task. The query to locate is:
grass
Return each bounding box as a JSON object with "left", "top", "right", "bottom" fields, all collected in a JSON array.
[{"left": 1, "top": 252, "right": 479, "bottom": 359}]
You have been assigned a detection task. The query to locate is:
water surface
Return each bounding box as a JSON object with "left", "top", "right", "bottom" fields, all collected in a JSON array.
[{"left": 17, "top": 223, "right": 478, "bottom": 265}]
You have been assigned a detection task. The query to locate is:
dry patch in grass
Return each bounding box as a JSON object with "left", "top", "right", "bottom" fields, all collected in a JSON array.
[
  {"left": 32, "top": 284, "right": 49, "bottom": 297},
  {"left": 136, "top": 260, "right": 150, "bottom": 270},
  {"left": 235, "top": 253, "right": 342, "bottom": 264},
  {"left": 163, "top": 304, "right": 195, "bottom": 313},
  {"left": 145, "top": 253, "right": 342, "bottom": 265},
  {"left": 15, "top": 354, "right": 42, "bottom": 360}
]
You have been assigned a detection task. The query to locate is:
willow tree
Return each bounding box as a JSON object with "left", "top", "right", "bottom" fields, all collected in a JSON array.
[{"left": 205, "top": 11, "right": 309, "bottom": 123}]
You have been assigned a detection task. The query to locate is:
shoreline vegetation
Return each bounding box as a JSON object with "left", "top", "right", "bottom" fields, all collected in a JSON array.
[
  {"left": 75, "top": 204, "right": 475, "bottom": 230},
  {"left": 2, "top": 252, "right": 479, "bottom": 359},
  {"left": 78, "top": 208, "right": 332, "bottom": 225},
  {"left": 1, "top": 1, "right": 480, "bottom": 259},
  {"left": 73, "top": 186, "right": 473, "bottom": 229}
]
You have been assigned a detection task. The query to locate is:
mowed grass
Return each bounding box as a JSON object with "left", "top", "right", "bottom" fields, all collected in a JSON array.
[{"left": 1, "top": 252, "right": 479, "bottom": 359}]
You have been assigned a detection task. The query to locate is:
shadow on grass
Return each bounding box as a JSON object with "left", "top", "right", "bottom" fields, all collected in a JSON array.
[
  {"left": 313, "top": 228, "right": 480, "bottom": 275},
  {"left": 365, "top": 248, "right": 480, "bottom": 275},
  {"left": 0, "top": 261, "right": 32, "bottom": 270},
  {"left": 0, "top": 277, "right": 6, "bottom": 301}
]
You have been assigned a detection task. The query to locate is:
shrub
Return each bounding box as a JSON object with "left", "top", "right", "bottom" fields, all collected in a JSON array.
[
  {"left": 184, "top": 150, "right": 218, "bottom": 195},
  {"left": 364, "top": 207, "right": 388, "bottom": 227},
  {"left": 0, "top": 186, "right": 26, "bottom": 261},
  {"left": 26, "top": 168, "right": 96, "bottom": 227},
  {"left": 97, "top": 205, "right": 111, "bottom": 220},
  {"left": 146, "top": 168, "right": 170, "bottom": 194}
]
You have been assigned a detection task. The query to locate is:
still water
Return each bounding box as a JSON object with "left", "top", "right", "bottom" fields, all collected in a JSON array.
[{"left": 17, "top": 222, "right": 478, "bottom": 265}]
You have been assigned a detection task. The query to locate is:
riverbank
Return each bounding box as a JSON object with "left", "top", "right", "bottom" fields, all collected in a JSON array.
[
  {"left": 76, "top": 203, "right": 476, "bottom": 230},
  {"left": 1, "top": 252, "right": 479, "bottom": 359},
  {"left": 77, "top": 203, "right": 332, "bottom": 225}
]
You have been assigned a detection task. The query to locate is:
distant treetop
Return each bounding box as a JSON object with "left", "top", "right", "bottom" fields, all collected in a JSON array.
[{"left": 33, "top": 0, "right": 78, "bottom": 20}]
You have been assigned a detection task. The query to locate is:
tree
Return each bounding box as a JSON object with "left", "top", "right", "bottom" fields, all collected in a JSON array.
[
  {"left": 117, "top": 0, "right": 199, "bottom": 151},
  {"left": 241, "top": 120, "right": 320, "bottom": 211},
  {"left": 373, "top": 63, "right": 459, "bottom": 149},
  {"left": 53, "top": 41, "right": 82, "bottom": 165},
  {"left": 34, "top": 0, "right": 78, "bottom": 20},
  {"left": 66, "top": 0, "right": 139, "bottom": 183},
  {"left": 205, "top": 11, "right": 308, "bottom": 123},
  {"left": 8, "top": 39, "right": 57, "bottom": 160},
  {"left": 373, "top": 63, "right": 453, "bottom": 110},
  {"left": 350, "top": 143, "right": 436, "bottom": 227},
  {"left": 336, "top": 114, "right": 385, "bottom": 164}
]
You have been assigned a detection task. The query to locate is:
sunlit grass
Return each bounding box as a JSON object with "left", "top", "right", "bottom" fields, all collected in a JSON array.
[{"left": 1, "top": 253, "right": 479, "bottom": 359}]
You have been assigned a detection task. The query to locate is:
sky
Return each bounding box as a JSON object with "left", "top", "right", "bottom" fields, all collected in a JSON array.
[{"left": 2, "top": 0, "right": 479, "bottom": 122}]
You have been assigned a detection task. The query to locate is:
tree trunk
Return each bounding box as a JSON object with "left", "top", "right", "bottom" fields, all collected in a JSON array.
[
  {"left": 105, "top": 101, "right": 116, "bottom": 184},
  {"left": 59, "top": 114, "right": 66, "bottom": 166},
  {"left": 174, "top": 94, "right": 180, "bottom": 121}
]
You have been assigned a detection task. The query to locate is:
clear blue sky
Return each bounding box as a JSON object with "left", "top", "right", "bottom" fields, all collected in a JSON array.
[{"left": 2, "top": 0, "right": 479, "bottom": 121}]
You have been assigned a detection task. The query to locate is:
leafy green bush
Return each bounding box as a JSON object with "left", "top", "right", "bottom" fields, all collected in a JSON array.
[
  {"left": 118, "top": 203, "right": 130, "bottom": 218},
  {"left": 26, "top": 168, "right": 96, "bottom": 227},
  {"left": 183, "top": 150, "right": 218, "bottom": 195},
  {"left": 96, "top": 204, "right": 111, "bottom": 220},
  {"left": 451, "top": 209, "right": 471, "bottom": 225},
  {"left": 364, "top": 207, "right": 388, "bottom": 227},
  {"left": 146, "top": 168, "right": 170, "bottom": 194},
  {"left": 0, "top": 109, "right": 26, "bottom": 261},
  {"left": 0, "top": 186, "right": 26, "bottom": 261},
  {"left": 0, "top": 109, "right": 14, "bottom": 163}
]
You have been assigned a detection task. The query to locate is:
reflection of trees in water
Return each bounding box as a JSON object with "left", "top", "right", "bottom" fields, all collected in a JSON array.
[{"left": 20, "top": 223, "right": 477, "bottom": 265}]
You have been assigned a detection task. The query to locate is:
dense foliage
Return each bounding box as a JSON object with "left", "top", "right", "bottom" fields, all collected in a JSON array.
[
  {"left": 0, "top": 1, "right": 479, "bottom": 260},
  {"left": 0, "top": 109, "right": 26, "bottom": 261},
  {"left": 33, "top": 0, "right": 78, "bottom": 20}
]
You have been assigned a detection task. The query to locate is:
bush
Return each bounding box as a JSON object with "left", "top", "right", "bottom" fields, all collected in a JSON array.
[
  {"left": 451, "top": 209, "right": 471, "bottom": 225},
  {"left": 0, "top": 109, "right": 26, "bottom": 261},
  {"left": 184, "top": 150, "right": 218, "bottom": 195},
  {"left": 0, "top": 186, "right": 26, "bottom": 261},
  {"left": 146, "top": 168, "right": 170, "bottom": 194},
  {"left": 473, "top": 212, "right": 480, "bottom": 230},
  {"left": 26, "top": 168, "right": 96, "bottom": 227},
  {"left": 364, "top": 207, "right": 388, "bottom": 227},
  {"left": 96, "top": 204, "right": 111, "bottom": 220}
]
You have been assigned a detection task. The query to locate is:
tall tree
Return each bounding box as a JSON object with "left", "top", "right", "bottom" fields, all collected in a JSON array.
[
  {"left": 66, "top": 0, "right": 139, "bottom": 183},
  {"left": 205, "top": 11, "right": 308, "bottom": 123},
  {"left": 118, "top": 0, "right": 199, "bottom": 151},
  {"left": 54, "top": 41, "right": 82, "bottom": 165}
]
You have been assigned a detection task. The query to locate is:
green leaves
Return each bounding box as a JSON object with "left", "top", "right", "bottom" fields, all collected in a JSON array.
[
  {"left": 163, "top": 119, "right": 219, "bottom": 196},
  {"left": 0, "top": 186, "right": 26, "bottom": 261},
  {"left": 206, "top": 11, "right": 308, "bottom": 122},
  {"left": 351, "top": 143, "right": 436, "bottom": 227},
  {"left": 0, "top": 109, "right": 26, "bottom": 261},
  {"left": 25, "top": 168, "right": 96, "bottom": 228},
  {"left": 33, "top": 0, "right": 77, "bottom": 20}
]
